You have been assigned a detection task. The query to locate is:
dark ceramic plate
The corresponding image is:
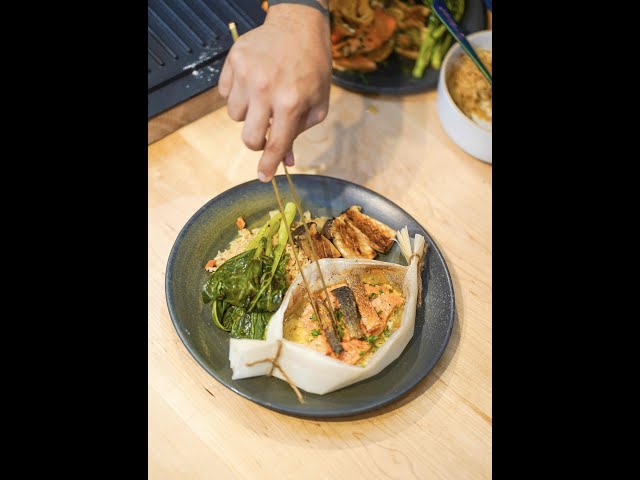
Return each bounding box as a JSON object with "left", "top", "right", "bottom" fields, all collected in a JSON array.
[
  {"left": 331, "top": 0, "right": 488, "bottom": 95},
  {"left": 166, "top": 175, "right": 455, "bottom": 417}
]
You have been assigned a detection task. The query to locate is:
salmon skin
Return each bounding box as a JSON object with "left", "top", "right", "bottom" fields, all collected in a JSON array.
[
  {"left": 331, "top": 286, "right": 364, "bottom": 339},
  {"left": 346, "top": 275, "right": 386, "bottom": 335},
  {"left": 315, "top": 298, "right": 344, "bottom": 354}
]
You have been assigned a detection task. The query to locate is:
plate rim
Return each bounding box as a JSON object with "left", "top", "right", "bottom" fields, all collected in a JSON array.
[{"left": 165, "top": 174, "right": 456, "bottom": 417}]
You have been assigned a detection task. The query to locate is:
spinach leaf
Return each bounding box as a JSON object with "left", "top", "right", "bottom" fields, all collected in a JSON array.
[
  {"left": 253, "top": 252, "right": 289, "bottom": 312},
  {"left": 227, "top": 306, "right": 269, "bottom": 339},
  {"left": 202, "top": 239, "right": 266, "bottom": 308},
  {"left": 201, "top": 249, "right": 256, "bottom": 304},
  {"left": 201, "top": 202, "right": 296, "bottom": 340}
]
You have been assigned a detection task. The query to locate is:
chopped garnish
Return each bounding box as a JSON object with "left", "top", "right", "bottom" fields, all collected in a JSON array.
[
  {"left": 376, "top": 310, "right": 383, "bottom": 316},
  {"left": 335, "top": 309, "right": 343, "bottom": 321},
  {"left": 205, "top": 259, "right": 216, "bottom": 272},
  {"left": 368, "top": 292, "right": 378, "bottom": 300},
  {"left": 311, "top": 329, "right": 321, "bottom": 337},
  {"left": 311, "top": 313, "right": 317, "bottom": 321},
  {"left": 359, "top": 351, "right": 366, "bottom": 356},
  {"left": 378, "top": 289, "right": 384, "bottom": 295},
  {"left": 383, "top": 329, "right": 390, "bottom": 338},
  {"left": 366, "top": 335, "right": 379, "bottom": 345},
  {"left": 236, "top": 217, "right": 246, "bottom": 229},
  {"left": 337, "top": 323, "right": 345, "bottom": 341}
]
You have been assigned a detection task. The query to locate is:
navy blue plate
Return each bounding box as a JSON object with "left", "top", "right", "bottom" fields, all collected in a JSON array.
[
  {"left": 332, "top": 0, "right": 488, "bottom": 95},
  {"left": 166, "top": 175, "right": 455, "bottom": 417}
]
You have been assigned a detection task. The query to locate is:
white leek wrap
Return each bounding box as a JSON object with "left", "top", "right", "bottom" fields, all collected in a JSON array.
[{"left": 229, "top": 230, "right": 426, "bottom": 395}]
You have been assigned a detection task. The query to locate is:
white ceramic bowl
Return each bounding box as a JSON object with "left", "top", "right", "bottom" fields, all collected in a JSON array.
[{"left": 437, "top": 30, "right": 492, "bottom": 164}]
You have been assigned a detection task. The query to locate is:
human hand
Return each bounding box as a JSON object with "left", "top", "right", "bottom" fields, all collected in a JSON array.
[{"left": 218, "top": 4, "right": 332, "bottom": 182}]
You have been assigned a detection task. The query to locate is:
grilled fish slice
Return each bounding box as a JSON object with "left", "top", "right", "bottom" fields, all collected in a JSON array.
[
  {"left": 331, "top": 286, "right": 364, "bottom": 339},
  {"left": 315, "top": 298, "right": 344, "bottom": 354},
  {"left": 322, "top": 216, "right": 377, "bottom": 259},
  {"left": 293, "top": 223, "right": 341, "bottom": 259},
  {"left": 346, "top": 275, "right": 386, "bottom": 335},
  {"left": 341, "top": 205, "right": 396, "bottom": 253}
]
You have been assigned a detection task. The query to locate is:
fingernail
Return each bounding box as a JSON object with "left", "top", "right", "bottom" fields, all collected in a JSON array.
[
  {"left": 258, "top": 171, "right": 269, "bottom": 182},
  {"left": 284, "top": 151, "right": 295, "bottom": 167}
]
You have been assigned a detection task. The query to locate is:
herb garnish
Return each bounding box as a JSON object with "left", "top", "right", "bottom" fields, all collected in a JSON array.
[
  {"left": 337, "top": 323, "right": 345, "bottom": 341},
  {"left": 311, "top": 329, "right": 321, "bottom": 337}
]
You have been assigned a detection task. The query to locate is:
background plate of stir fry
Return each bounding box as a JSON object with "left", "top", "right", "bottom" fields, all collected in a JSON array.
[{"left": 329, "top": 0, "right": 487, "bottom": 94}]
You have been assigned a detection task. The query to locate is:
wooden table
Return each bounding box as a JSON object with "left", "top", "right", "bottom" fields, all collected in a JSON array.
[{"left": 149, "top": 85, "right": 492, "bottom": 479}]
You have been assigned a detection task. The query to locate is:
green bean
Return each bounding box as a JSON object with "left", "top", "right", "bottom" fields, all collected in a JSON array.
[
  {"left": 412, "top": 27, "right": 436, "bottom": 78},
  {"left": 431, "top": 33, "right": 453, "bottom": 70},
  {"left": 413, "top": 0, "right": 465, "bottom": 77}
]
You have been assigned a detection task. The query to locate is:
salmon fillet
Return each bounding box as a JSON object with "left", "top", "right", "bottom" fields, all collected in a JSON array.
[
  {"left": 364, "top": 284, "right": 404, "bottom": 328},
  {"left": 338, "top": 339, "right": 371, "bottom": 365},
  {"left": 347, "top": 274, "right": 386, "bottom": 335}
]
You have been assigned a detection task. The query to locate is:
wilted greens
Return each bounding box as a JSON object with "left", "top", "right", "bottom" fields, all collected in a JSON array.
[{"left": 202, "top": 202, "right": 297, "bottom": 339}]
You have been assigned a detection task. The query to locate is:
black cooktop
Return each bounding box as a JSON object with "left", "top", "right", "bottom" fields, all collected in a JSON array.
[{"left": 148, "top": 0, "right": 266, "bottom": 119}]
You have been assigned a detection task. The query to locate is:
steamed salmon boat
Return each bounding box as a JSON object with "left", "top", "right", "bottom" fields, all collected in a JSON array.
[
  {"left": 284, "top": 274, "right": 405, "bottom": 365},
  {"left": 229, "top": 227, "right": 426, "bottom": 396}
]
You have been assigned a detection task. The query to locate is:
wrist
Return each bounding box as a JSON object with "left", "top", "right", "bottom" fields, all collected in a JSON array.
[{"left": 266, "top": 1, "right": 329, "bottom": 24}]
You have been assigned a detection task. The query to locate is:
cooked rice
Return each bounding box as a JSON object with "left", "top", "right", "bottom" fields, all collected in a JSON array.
[
  {"left": 211, "top": 227, "right": 259, "bottom": 271},
  {"left": 211, "top": 210, "right": 312, "bottom": 284},
  {"left": 284, "top": 242, "right": 311, "bottom": 284}
]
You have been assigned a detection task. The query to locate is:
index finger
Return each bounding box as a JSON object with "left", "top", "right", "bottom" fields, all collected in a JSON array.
[
  {"left": 258, "top": 110, "right": 303, "bottom": 182},
  {"left": 218, "top": 55, "right": 233, "bottom": 98}
]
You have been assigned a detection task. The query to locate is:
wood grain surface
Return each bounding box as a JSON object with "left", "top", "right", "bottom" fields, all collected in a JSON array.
[
  {"left": 149, "top": 84, "right": 492, "bottom": 478},
  {"left": 148, "top": 87, "right": 227, "bottom": 145}
]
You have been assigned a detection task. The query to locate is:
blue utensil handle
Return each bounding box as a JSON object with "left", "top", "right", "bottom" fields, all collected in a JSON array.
[
  {"left": 432, "top": 0, "right": 492, "bottom": 85},
  {"left": 483, "top": 0, "right": 492, "bottom": 12}
]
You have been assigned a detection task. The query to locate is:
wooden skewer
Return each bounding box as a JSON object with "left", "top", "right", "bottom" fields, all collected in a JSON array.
[
  {"left": 271, "top": 178, "right": 322, "bottom": 326},
  {"left": 228, "top": 22, "right": 239, "bottom": 41},
  {"left": 227, "top": 21, "right": 338, "bottom": 336},
  {"left": 283, "top": 164, "right": 340, "bottom": 328},
  {"left": 227, "top": 21, "right": 340, "bottom": 403}
]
